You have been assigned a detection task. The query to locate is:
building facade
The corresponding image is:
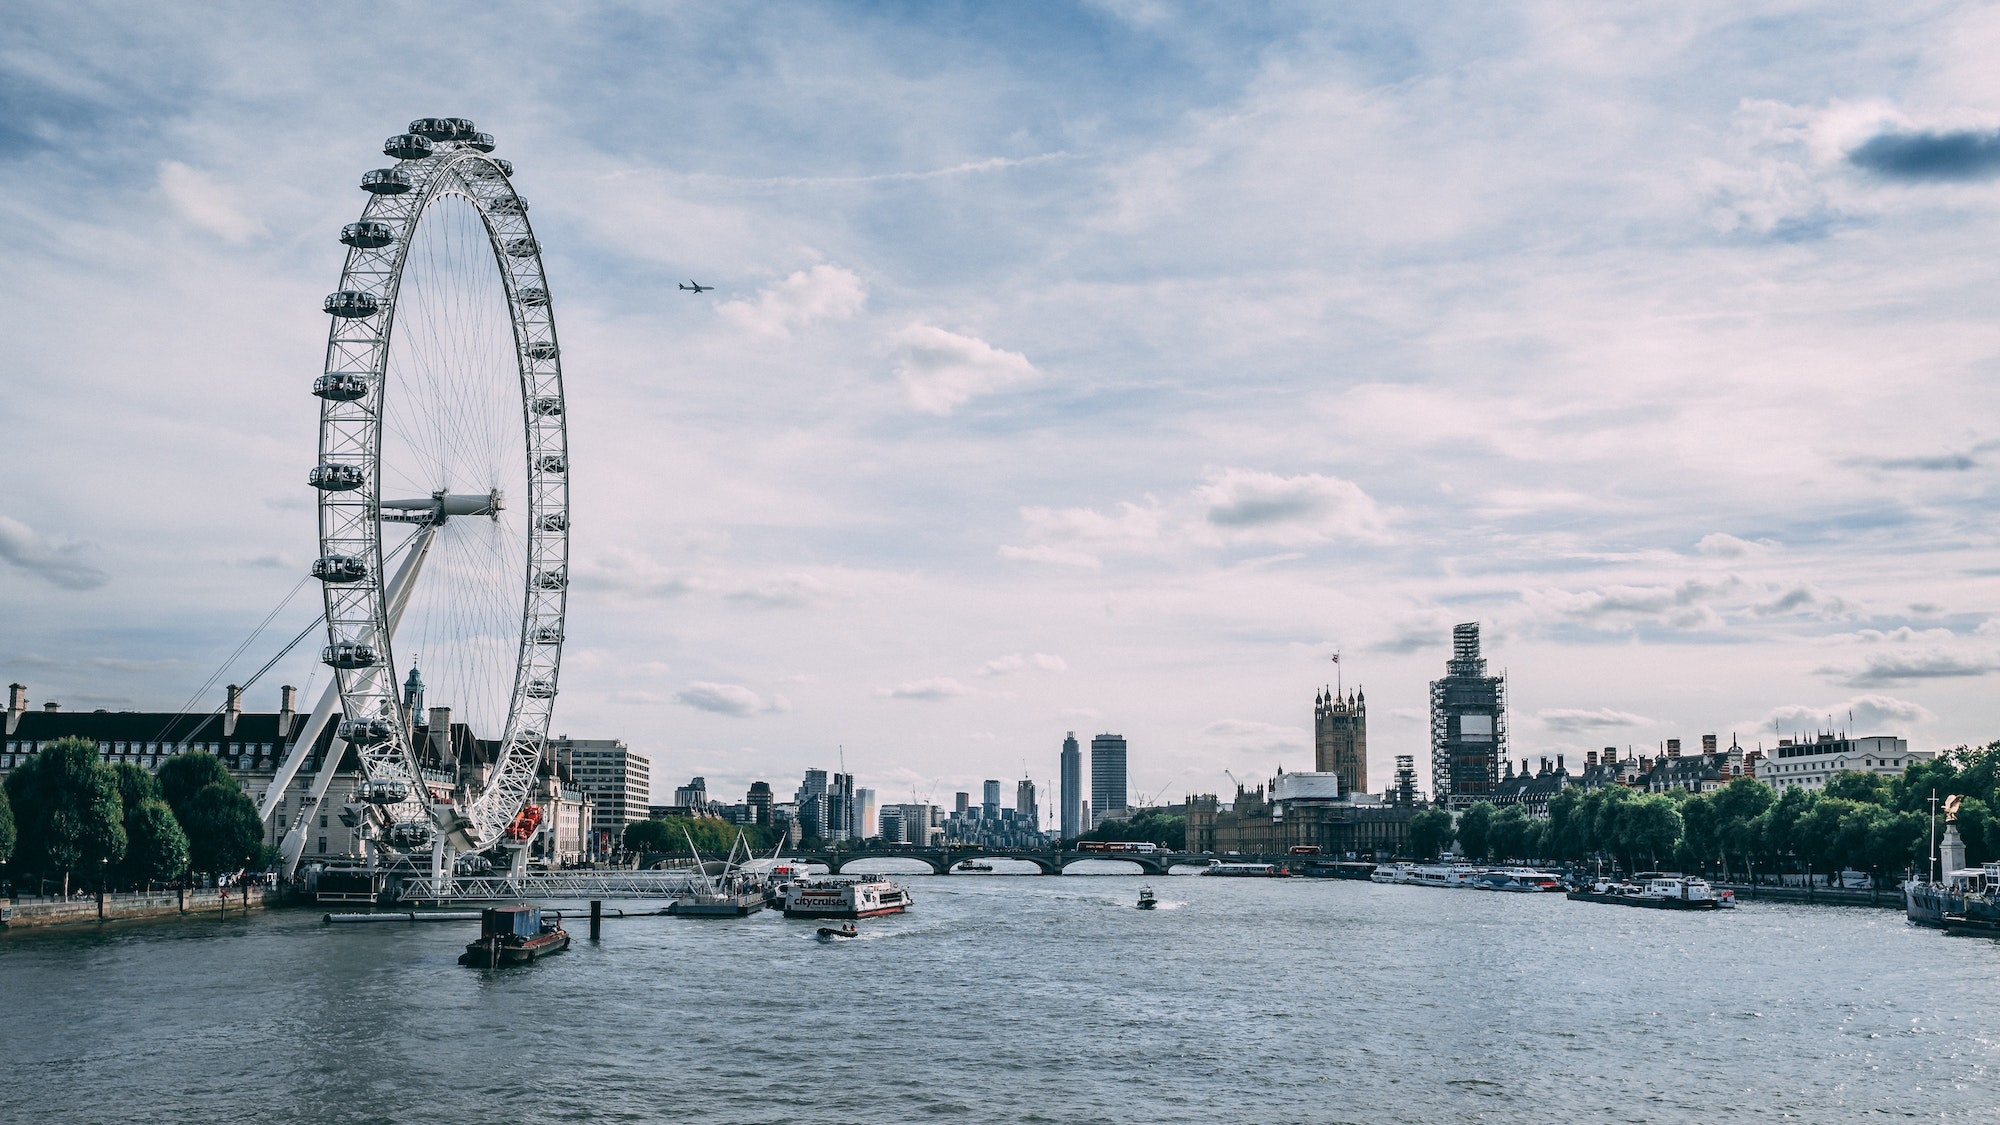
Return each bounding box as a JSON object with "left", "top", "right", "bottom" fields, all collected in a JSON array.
[
  {"left": 1430, "top": 623, "right": 1506, "bottom": 808},
  {"left": 1060, "top": 731, "right": 1083, "bottom": 840},
  {"left": 1762, "top": 733, "right": 1930, "bottom": 791},
  {"left": 551, "top": 737, "right": 650, "bottom": 846},
  {"left": 1090, "top": 733, "right": 1129, "bottom": 827},
  {"left": 1016, "top": 778, "right": 1039, "bottom": 833},
  {"left": 1186, "top": 776, "right": 1415, "bottom": 858},
  {"left": 1314, "top": 687, "right": 1367, "bottom": 797}
]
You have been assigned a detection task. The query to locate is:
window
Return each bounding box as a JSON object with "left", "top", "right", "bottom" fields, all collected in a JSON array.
[
  {"left": 319, "top": 814, "right": 328, "bottom": 829},
  {"left": 318, "top": 837, "right": 328, "bottom": 855}
]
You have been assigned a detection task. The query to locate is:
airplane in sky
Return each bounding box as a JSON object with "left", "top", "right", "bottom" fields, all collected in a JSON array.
[{"left": 678, "top": 280, "right": 713, "bottom": 293}]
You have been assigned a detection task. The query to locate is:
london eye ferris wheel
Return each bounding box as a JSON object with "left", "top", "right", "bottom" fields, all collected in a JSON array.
[{"left": 310, "top": 117, "right": 569, "bottom": 861}]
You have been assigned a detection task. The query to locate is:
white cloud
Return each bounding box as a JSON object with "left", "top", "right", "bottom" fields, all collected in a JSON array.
[
  {"left": 997, "top": 544, "right": 1102, "bottom": 569},
  {"left": 718, "top": 264, "right": 866, "bottom": 337},
  {"left": 1822, "top": 648, "right": 1998, "bottom": 688},
  {"left": 1765, "top": 694, "right": 1935, "bottom": 733},
  {"left": 878, "top": 676, "right": 972, "bottom": 701},
  {"left": 1539, "top": 708, "right": 1652, "bottom": 732},
  {"left": 158, "top": 161, "right": 265, "bottom": 244},
  {"left": 0, "top": 515, "right": 109, "bottom": 590},
  {"left": 979, "top": 652, "right": 1067, "bottom": 676},
  {"left": 1194, "top": 468, "right": 1389, "bottom": 544},
  {"left": 891, "top": 324, "right": 1040, "bottom": 414},
  {"left": 674, "top": 682, "right": 786, "bottom": 716},
  {"left": 1696, "top": 533, "right": 1776, "bottom": 559}
]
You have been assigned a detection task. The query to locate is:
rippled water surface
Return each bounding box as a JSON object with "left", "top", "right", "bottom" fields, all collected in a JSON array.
[{"left": 3, "top": 871, "right": 1995, "bottom": 1123}]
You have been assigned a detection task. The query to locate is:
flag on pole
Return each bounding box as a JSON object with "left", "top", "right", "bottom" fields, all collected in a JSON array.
[{"left": 1330, "top": 652, "right": 1340, "bottom": 663}]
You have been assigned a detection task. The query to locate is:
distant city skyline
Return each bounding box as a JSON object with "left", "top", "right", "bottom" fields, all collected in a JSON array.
[{"left": 5, "top": 7, "right": 1997, "bottom": 810}]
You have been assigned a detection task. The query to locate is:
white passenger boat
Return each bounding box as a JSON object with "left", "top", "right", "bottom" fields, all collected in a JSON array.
[
  {"left": 1371, "top": 862, "right": 1414, "bottom": 884},
  {"left": 780, "top": 876, "right": 912, "bottom": 919}
]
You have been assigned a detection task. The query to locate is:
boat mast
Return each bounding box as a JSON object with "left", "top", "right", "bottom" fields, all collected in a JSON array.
[{"left": 1928, "top": 788, "right": 1938, "bottom": 884}]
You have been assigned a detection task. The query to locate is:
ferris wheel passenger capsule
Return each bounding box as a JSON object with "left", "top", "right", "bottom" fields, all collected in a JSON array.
[
  {"left": 321, "top": 641, "right": 379, "bottom": 670},
  {"left": 313, "top": 372, "right": 369, "bottom": 401},
  {"left": 338, "top": 718, "right": 395, "bottom": 746},
  {"left": 463, "top": 131, "right": 496, "bottom": 153},
  {"left": 533, "top": 624, "right": 564, "bottom": 644},
  {"left": 539, "top": 512, "right": 568, "bottom": 532},
  {"left": 308, "top": 463, "right": 366, "bottom": 491},
  {"left": 358, "top": 778, "right": 410, "bottom": 804},
  {"left": 491, "top": 158, "right": 514, "bottom": 176},
  {"left": 535, "top": 568, "right": 568, "bottom": 591},
  {"left": 410, "top": 117, "right": 476, "bottom": 141},
  {"left": 340, "top": 221, "right": 396, "bottom": 249},
  {"left": 311, "top": 555, "right": 368, "bottom": 583},
  {"left": 504, "top": 237, "right": 539, "bottom": 258},
  {"left": 523, "top": 341, "right": 558, "bottom": 361},
  {"left": 536, "top": 454, "right": 567, "bottom": 474},
  {"left": 383, "top": 133, "right": 434, "bottom": 161},
  {"left": 517, "top": 287, "right": 549, "bottom": 307},
  {"left": 323, "top": 290, "right": 379, "bottom": 318},
  {"left": 360, "top": 168, "right": 413, "bottom": 194},
  {"left": 488, "top": 197, "right": 527, "bottom": 217},
  {"left": 389, "top": 822, "right": 434, "bottom": 848},
  {"left": 524, "top": 678, "right": 557, "bottom": 700},
  {"left": 530, "top": 396, "right": 563, "bottom": 417}
]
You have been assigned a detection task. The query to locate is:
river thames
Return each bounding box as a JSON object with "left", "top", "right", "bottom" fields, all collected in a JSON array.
[{"left": 2, "top": 869, "right": 1993, "bottom": 1123}]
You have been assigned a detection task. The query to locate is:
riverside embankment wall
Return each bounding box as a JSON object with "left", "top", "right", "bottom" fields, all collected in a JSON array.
[{"left": 2, "top": 886, "right": 268, "bottom": 928}]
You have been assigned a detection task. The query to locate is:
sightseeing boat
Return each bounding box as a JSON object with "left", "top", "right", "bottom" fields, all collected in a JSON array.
[
  {"left": 781, "top": 876, "right": 912, "bottom": 919},
  {"left": 1370, "top": 862, "right": 1414, "bottom": 884},
  {"left": 458, "top": 905, "right": 570, "bottom": 966},
  {"left": 1905, "top": 862, "right": 2000, "bottom": 934},
  {"left": 1470, "top": 869, "right": 1564, "bottom": 892},
  {"left": 1205, "top": 860, "right": 1289, "bottom": 877},
  {"left": 1566, "top": 874, "right": 1724, "bottom": 910}
]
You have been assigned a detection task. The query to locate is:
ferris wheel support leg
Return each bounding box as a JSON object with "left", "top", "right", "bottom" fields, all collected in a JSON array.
[
  {"left": 279, "top": 527, "right": 440, "bottom": 880},
  {"left": 431, "top": 835, "right": 453, "bottom": 902}
]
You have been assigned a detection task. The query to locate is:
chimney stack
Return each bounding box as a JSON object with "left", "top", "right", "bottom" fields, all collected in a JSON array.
[
  {"left": 42, "top": 700, "right": 60, "bottom": 713},
  {"left": 6, "top": 683, "right": 24, "bottom": 735},
  {"left": 428, "top": 706, "right": 453, "bottom": 765},
  {"left": 1702, "top": 734, "right": 1718, "bottom": 754},
  {"left": 1640, "top": 755, "right": 1653, "bottom": 771},
  {"left": 224, "top": 684, "right": 242, "bottom": 737},
  {"left": 278, "top": 685, "right": 298, "bottom": 739},
  {"left": 1557, "top": 754, "right": 1565, "bottom": 772},
  {"left": 1666, "top": 739, "right": 1681, "bottom": 759},
  {"left": 1587, "top": 750, "right": 1599, "bottom": 767}
]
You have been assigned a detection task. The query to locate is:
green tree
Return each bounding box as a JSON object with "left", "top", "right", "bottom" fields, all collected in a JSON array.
[
  {"left": 179, "top": 782, "right": 264, "bottom": 876},
  {"left": 1866, "top": 810, "right": 1926, "bottom": 884},
  {"left": 1617, "top": 795, "right": 1682, "bottom": 870},
  {"left": 156, "top": 751, "right": 234, "bottom": 822},
  {"left": 1545, "top": 788, "right": 1587, "bottom": 862},
  {"left": 0, "top": 781, "right": 14, "bottom": 865},
  {"left": 1078, "top": 807, "right": 1185, "bottom": 850},
  {"left": 1679, "top": 794, "right": 1719, "bottom": 875},
  {"left": 625, "top": 817, "right": 780, "bottom": 855},
  {"left": 623, "top": 819, "right": 674, "bottom": 852},
  {"left": 1711, "top": 778, "right": 1774, "bottom": 880},
  {"left": 1823, "top": 771, "right": 1889, "bottom": 805},
  {"left": 3, "top": 736, "right": 126, "bottom": 896},
  {"left": 1489, "top": 805, "right": 1536, "bottom": 862},
  {"left": 1408, "top": 808, "right": 1454, "bottom": 860},
  {"left": 1455, "top": 802, "right": 1495, "bottom": 862},
  {"left": 1795, "top": 797, "right": 1858, "bottom": 885},
  {"left": 111, "top": 763, "right": 167, "bottom": 889},
  {"left": 123, "top": 799, "right": 189, "bottom": 889}
]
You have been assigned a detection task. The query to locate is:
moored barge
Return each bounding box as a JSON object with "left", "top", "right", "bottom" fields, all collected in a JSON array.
[{"left": 458, "top": 905, "right": 570, "bottom": 966}]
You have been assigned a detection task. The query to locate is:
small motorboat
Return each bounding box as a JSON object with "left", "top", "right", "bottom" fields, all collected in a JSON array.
[
  {"left": 816, "top": 922, "right": 859, "bottom": 941},
  {"left": 459, "top": 905, "right": 569, "bottom": 967},
  {"left": 1137, "top": 887, "right": 1158, "bottom": 910}
]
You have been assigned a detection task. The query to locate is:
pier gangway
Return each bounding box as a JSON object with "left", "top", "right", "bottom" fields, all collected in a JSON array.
[{"left": 396, "top": 867, "right": 704, "bottom": 903}]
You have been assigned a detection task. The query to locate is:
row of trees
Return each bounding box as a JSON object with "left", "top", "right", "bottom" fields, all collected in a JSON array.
[
  {"left": 623, "top": 817, "right": 783, "bottom": 856},
  {"left": 2, "top": 737, "right": 266, "bottom": 896},
  {"left": 1398, "top": 741, "right": 2000, "bottom": 885}
]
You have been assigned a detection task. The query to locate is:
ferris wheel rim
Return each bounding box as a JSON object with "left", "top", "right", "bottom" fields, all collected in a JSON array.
[{"left": 311, "top": 119, "right": 569, "bottom": 854}]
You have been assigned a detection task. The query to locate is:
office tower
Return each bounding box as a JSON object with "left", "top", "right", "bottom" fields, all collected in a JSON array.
[
  {"left": 1090, "top": 733, "right": 1128, "bottom": 825},
  {"left": 1430, "top": 623, "right": 1506, "bottom": 808},
  {"left": 854, "top": 787, "right": 877, "bottom": 839},
  {"left": 746, "top": 781, "right": 773, "bottom": 825},
  {"left": 1060, "top": 732, "right": 1082, "bottom": 839},
  {"left": 796, "top": 768, "right": 830, "bottom": 840},
  {"left": 1016, "top": 778, "right": 1038, "bottom": 830},
  {"left": 955, "top": 791, "right": 970, "bottom": 816},
  {"left": 982, "top": 778, "right": 1001, "bottom": 819},
  {"left": 1314, "top": 686, "right": 1367, "bottom": 797}
]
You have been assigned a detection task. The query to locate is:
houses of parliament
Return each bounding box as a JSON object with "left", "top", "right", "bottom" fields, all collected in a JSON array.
[{"left": 1314, "top": 684, "right": 1366, "bottom": 796}]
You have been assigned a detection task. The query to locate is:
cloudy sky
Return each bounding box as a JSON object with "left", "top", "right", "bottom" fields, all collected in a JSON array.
[{"left": 6, "top": 3, "right": 2000, "bottom": 814}]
